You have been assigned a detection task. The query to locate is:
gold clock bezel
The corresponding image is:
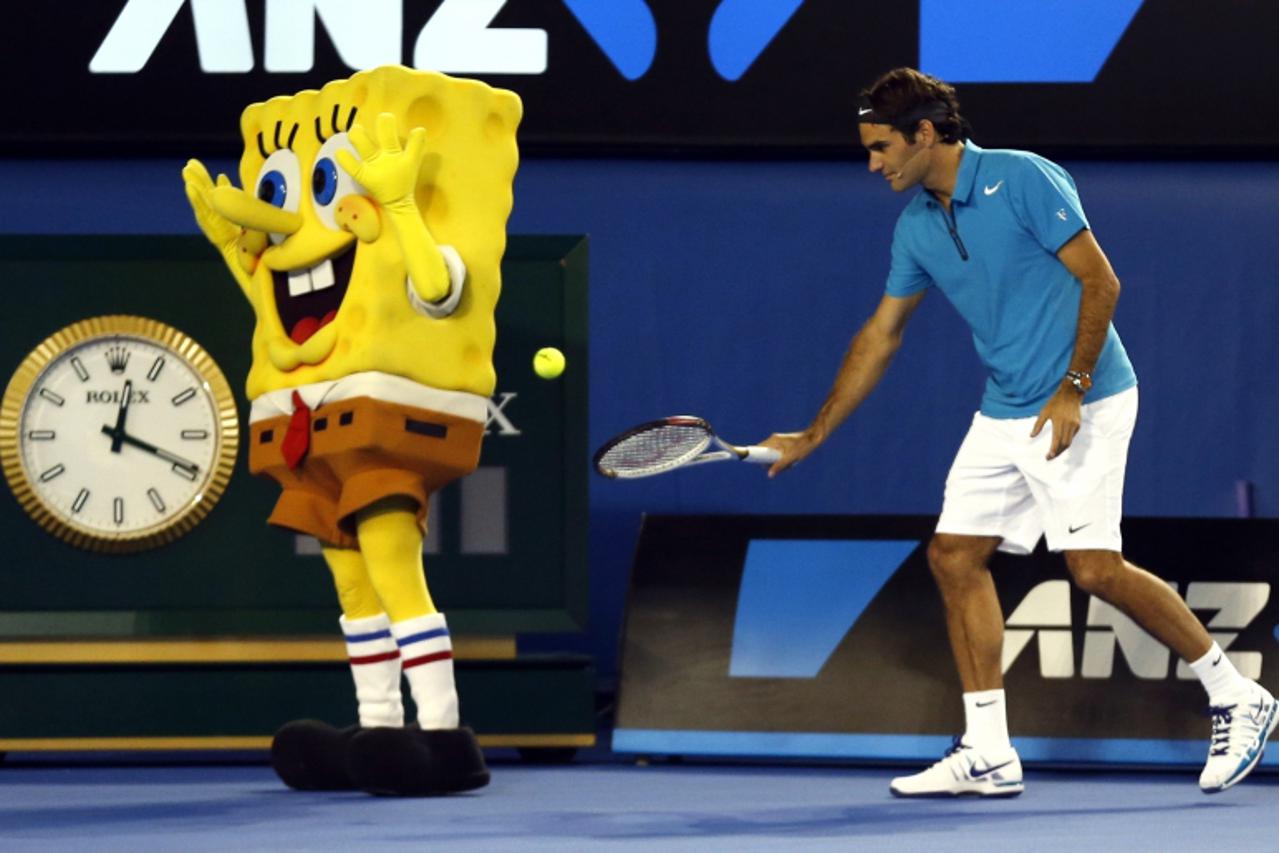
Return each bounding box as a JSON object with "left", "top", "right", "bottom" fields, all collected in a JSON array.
[{"left": 0, "top": 315, "right": 240, "bottom": 554}]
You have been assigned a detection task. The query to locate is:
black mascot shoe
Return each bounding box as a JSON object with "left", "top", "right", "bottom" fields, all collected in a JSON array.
[
  {"left": 347, "top": 725, "right": 490, "bottom": 796},
  {"left": 271, "top": 719, "right": 361, "bottom": 791}
]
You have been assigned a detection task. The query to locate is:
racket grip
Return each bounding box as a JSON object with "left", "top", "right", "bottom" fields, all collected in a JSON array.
[{"left": 740, "top": 446, "right": 781, "bottom": 464}]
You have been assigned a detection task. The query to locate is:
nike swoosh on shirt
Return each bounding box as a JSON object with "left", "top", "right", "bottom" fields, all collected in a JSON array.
[
  {"left": 968, "top": 759, "right": 1015, "bottom": 779},
  {"left": 858, "top": 107, "right": 873, "bottom": 115},
  {"left": 983, "top": 180, "right": 1004, "bottom": 195},
  {"left": 1068, "top": 523, "right": 1092, "bottom": 534}
]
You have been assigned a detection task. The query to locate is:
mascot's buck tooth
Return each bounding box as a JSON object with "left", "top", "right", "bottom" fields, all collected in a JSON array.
[{"left": 182, "top": 65, "right": 521, "bottom": 797}]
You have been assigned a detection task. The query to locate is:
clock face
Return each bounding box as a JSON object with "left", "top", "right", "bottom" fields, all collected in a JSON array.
[{"left": 1, "top": 317, "right": 239, "bottom": 552}]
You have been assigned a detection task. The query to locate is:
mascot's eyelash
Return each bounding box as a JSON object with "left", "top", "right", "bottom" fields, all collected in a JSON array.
[
  {"left": 315, "top": 104, "right": 359, "bottom": 143},
  {"left": 256, "top": 121, "right": 301, "bottom": 159}
]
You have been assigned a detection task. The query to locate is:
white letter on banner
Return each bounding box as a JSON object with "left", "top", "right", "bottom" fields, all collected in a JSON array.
[
  {"left": 485, "top": 393, "right": 521, "bottom": 436},
  {"left": 91, "top": 0, "right": 253, "bottom": 73},
  {"left": 266, "top": 0, "right": 401, "bottom": 72},
  {"left": 414, "top": 0, "right": 547, "bottom": 74},
  {"left": 1174, "top": 582, "right": 1270, "bottom": 680},
  {"left": 1082, "top": 586, "right": 1175, "bottom": 679},
  {"left": 1002, "top": 580, "right": 1074, "bottom": 678}
]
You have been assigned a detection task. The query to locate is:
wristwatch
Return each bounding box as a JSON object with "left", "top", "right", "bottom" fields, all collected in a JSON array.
[{"left": 1065, "top": 370, "right": 1093, "bottom": 394}]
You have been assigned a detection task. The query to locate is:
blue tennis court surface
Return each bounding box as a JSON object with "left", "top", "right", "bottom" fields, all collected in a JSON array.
[{"left": 1, "top": 760, "right": 1275, "bottom": 851}]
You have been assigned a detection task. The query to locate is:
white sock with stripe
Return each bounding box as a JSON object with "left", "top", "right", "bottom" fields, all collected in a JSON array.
[
  {"left": 391, "top": 612, "right": 459, "bottom": 730},
  {"left": 340, "top": 613, "right": 404, "bottom": 729}
]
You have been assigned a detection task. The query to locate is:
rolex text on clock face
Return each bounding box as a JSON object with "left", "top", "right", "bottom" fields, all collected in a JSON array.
[{"left": 19, "top": 335, "right": 223, "bottom": 536}]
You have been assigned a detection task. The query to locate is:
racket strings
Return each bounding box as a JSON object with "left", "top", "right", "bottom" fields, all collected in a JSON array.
[{"left": 597, "top": 424, "right": 711, "bottom": 476}]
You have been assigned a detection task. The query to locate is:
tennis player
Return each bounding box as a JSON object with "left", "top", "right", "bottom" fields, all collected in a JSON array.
[{"left": 760, "top": 67, "right": 1276, "bottom": 797}]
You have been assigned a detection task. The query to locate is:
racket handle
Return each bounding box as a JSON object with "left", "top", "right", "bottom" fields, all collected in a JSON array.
[{"left": 739, "top": 445, "right": 781, "bottom": 464}]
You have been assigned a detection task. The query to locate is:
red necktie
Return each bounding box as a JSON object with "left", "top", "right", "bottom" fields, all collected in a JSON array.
[{"left": 280, "top": 390, "right": 311, "bottom": 469}]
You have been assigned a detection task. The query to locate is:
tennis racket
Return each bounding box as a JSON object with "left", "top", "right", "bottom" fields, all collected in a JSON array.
[{"left": 593, "top": 416, "right": 780, "bottom": 479}]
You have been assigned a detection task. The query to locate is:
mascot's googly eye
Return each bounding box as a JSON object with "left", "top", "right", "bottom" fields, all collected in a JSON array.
[
  {"left": 255, "top": 149, "right": 302, "bottom": 244},
  {"left": 311, "top": 133, "right": 366, "bottom": 232}
]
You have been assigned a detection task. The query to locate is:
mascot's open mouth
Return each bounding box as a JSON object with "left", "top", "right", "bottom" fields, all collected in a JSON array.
[{"left": 272, "top": 246, "right": 356, "bottom": 345}]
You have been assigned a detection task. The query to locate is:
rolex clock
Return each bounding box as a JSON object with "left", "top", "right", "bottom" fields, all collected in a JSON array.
[{"left": 0, "top": 316, "right": 239, "bottom": 553}]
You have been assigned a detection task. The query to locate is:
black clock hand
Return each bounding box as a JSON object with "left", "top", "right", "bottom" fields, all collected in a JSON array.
[
  {"left": 109, "top": 379, "right": 132, "bottom": 453},
  {"left": 99, "top": 425, "right": 200, "bottom": 475}
]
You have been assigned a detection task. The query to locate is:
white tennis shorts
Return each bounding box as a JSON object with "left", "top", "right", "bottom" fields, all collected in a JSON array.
[{"left": 936, "top": 387, "right": 1138, "bottom": 554}]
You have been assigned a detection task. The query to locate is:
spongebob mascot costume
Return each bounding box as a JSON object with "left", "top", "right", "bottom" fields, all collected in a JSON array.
[{"left": 182, "top": 66, "right": 521, "bottom": 797}]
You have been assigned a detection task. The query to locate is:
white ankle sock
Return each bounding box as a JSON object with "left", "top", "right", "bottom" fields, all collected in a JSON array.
[
  {"left": 340, "top": 613, "right": 404, "bottom": 728},
  {"left": 963, "top": 689, "right": 1011, "bottom": 752},
  {"left": 391, "top": 612, "right": 459, "bottom": 729},
  {"left": 1189, "top": 642, "right": 1250, "bottom": 706}
]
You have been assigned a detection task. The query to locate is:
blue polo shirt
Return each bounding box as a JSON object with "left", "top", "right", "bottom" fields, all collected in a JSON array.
[{"left": 885, "top": 140, "right": 1136, "bottom": 418}]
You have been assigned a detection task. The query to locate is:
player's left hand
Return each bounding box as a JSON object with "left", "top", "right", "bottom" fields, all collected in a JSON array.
[{"left": 1030, "top": 385, "right": 1082, "bottom": 460}]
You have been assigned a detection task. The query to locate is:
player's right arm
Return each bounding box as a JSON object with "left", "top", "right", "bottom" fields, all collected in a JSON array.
[{"left": 761, "top": 290, "right": 926, "bottom": 477}]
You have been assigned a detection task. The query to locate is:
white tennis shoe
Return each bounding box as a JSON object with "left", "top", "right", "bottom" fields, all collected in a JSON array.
[
  {"left": 1199, "top": 683, "right": 1277, "bottom": 793},
  {"left": 890, "top": 737, "right": 1024, "bottom": 798}
]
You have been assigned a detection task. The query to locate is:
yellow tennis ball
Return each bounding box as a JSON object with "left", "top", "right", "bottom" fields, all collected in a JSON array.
[{"left": 533, "top": 347, "right": 566, "bottom": 379}]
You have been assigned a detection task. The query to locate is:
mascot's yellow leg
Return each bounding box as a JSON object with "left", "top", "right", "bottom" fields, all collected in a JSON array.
[
  {"left": 322, "top": 545, "right": 384, "bottom": 620},
  {"left": 355, "top": 496, "right": 436, "bottom": 622},
  {"left": 321, "top": 541, "right": 405, "bottom": 729},
  {"left": 356, "top": 496, "right": 458, "bottom": 730}
]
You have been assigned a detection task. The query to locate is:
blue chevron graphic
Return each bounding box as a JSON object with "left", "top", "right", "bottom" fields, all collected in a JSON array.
[
  {"left": 920, "top": 0, "right": 1145, "bottom": 82},
  {"left": 708, "top": 0, "right": 806, "bottom": 82},
  {"left": 561, "top": 0, "right": 657, "bottom": 81},
  {"left": 729, "top": 539, "right": 919, "bottom": 678}
]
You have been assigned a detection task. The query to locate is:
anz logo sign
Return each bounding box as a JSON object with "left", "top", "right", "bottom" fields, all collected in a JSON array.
[
  {"left": 728, "top": 539, "right": 1273, "bottom": 682},
  {"left": 88, "top": 0, "right": 803, "bottom": 81},
  {"left": 91, "top": 0, "right": 556, "bottom": 76},
  {"left": 90, "top": 0, "right": 1144, "bottom": 84},
  {"left": 1003, "top": 580, "right": 1270, "bottom": 681}
]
